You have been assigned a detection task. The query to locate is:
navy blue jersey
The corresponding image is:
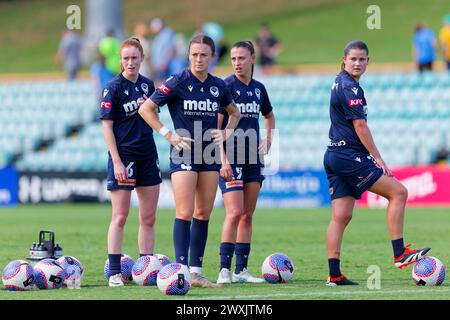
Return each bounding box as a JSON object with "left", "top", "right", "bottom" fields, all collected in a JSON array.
[
  {"left": 99, "top": 73, "right": 157, "bottom": 160},
  {"left": 328, "top": 71, "right": 368, "bottom": 152},
  {"left": 221, "top": 75, "right": 273, "bottom": 165},
  {"left": 150, "top": 69, "right": 233, "bottom": 163}
]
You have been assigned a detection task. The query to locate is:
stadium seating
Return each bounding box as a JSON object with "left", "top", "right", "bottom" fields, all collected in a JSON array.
[{"left": 2, "top": 71, "right": 450, "bottom": 172}]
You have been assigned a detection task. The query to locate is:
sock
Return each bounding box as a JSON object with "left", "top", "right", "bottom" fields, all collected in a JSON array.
[
  {"left": 392, "top": 238, "right": 405, "bottom": 258},
  {"left": 173, "top": 218, "right": 191, "bottom": 265},
  {"left": 328, "top": 258, "right": 341, "bottom": 278},
  {"left": 189, "top": 218, "right": 209, "bottom": 267},
  {"left": 220, "top": 242, "right": 235, "bottom": 270},
  {"left": 140, "top": 253, "right": 153, "bottom": 257},
  {"left": 235, "top": 242, "right": 250, "bottom": 274},
  {"left": 108, "top": 254, "right": 121, "bottom": 276},
  {"left": 189, "top": 266, "right": 202, "bottom": 274}
]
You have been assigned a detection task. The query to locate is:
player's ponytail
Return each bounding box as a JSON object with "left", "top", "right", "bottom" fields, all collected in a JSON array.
[
  {"left": 120, "top": 37, "right": 144, "bottom": 73},
  {"left": 232, "top": 40, "right": 255, "bottom": 78},
  {"left": 341, "top": 40, "right": 369, "bottom": 71}
]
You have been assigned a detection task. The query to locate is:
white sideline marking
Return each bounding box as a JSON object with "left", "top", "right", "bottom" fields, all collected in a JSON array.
[{"left": 182, "top": 288, "right": 450, "bottom": 300}]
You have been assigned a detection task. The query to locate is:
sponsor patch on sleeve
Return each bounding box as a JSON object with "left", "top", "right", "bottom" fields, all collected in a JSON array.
[
  {"left": 159, "top": 84, "right": 171, "bottom": 95},
  {"left": 348, "top": 99, "right": 364, "bottom": 107},
  {"left": 101, "top": 101, "right": 112, "bottom": 109}
]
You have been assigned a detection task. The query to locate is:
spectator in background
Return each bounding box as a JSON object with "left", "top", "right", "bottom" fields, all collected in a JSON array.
[
  {"left": 133, "top": 22, "right": 152, "bottom": 78},
  {"left": 55, "top": 28, "right": 83, "bottom": 80},
  {"left": 202, "top": 22, "right": 227, "bottom": 72},
  {"left": 90, "top": 50, "right": 114, "bottom": 103},
  {"left": 439, "top": 14, "right": 450, "bottom": 70},
  {"left": 168, "top": 33, "right": 188, "bottom": 76},
  {"left": 254, "top": 22, "right": 281, "bottom": 75},
  {"left": 98, "top": 29, "right": 121, "bottom": 75},
  {"left": 412, "top": 21, "right": 437, "bottom": 72},
  {"left": 149, "top": 17, "right": 176, "bottom": 84},
  {"left": 433, "top": 147, "right": 449, "bottom": 167}
]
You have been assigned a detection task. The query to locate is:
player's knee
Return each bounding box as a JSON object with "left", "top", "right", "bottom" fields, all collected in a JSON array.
[
  {"left": 240, "top": 211, "right": 254, "bottom": 226},
  {"left": 176, "top": 209, "right": 193, "bottom": 221},
  {"left": 112, "top": 213, "right": 128, "bottom": 229},
  {"left": 194, "top": 207, "right": 213, "bottom": 220},
  {"left": 226, "top": 207, "right": 242, "bottom": 225},
  {"left": 333, "top": 214, "right": 352, "bottom": 226},
  {"left": 140, "top": 214, "right": 156, "bottom": 227},
  {"left": 396, "top": 185, "right": 408, "bottom": 203}
]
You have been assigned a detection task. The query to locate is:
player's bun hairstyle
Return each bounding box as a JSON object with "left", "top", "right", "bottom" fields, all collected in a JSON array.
[
  {"left": 120, "top": 37, "right": 144, "bottom": 72},
  {"left": 232, "top": 40, "right": 256, "bottom": 77},
  {"left": 189, "top": 34, "right": 215, "bottom": 56},
  {"left": 341, "top": 40, "right": 369, "bottom": 71}
]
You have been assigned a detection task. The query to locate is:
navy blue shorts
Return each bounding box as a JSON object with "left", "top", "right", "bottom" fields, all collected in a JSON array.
[
  {"left": 169, "top": 161, "right": 221, "bottom": 174},
  {"left": 219, "top": 164, "right": 265, "bottom": 194},
  {"left": 107, "top": 156, "right": 162, "bottom": 191},
  {"left": 323, "top": 149, "right": 383, "bottom": 200}
]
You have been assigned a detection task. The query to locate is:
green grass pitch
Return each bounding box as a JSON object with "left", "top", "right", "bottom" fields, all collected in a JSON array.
[{"left": 0, "top": 204, "right": 449, "bottom": 300}]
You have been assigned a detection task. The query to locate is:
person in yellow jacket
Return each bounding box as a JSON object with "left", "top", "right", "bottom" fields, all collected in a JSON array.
[{"left": 439, "top": 14, "right": 450, "bottom": 70}]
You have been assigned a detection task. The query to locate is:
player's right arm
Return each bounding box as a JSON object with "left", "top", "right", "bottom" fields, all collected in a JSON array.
[{"left": 102, "top": 120, "right": 127, "bottom": 182}]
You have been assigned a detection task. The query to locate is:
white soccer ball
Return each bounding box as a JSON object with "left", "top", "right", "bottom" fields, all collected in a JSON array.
[
  {"left": 34, "top": 258, "right": 66, "bottom": 289},
  {"left": 132, "top": 255, "right": 163, "bottom": 286},
  {"left": 154, "top": 253, "right": 171, "bottom": 266},
  {"left": 157, "top": 263, "right": 191, "bottom": 295},
  {"left": 2, "top": 260, "right": 35, "bottom": 291},
  {"left": 261, "top": 253, "right": 295, "bottom": 283},
  {"left": 412, "top": 256, "right": 446, "bottom": 286},
  {"left": 57, "top": 256, "right": 84, "bottom": 287},
  {"left": 104, "top": 254, "right": 134, "bottom": 283}
]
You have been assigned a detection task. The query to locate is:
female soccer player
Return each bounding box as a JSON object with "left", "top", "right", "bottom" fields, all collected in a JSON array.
[
  {"left": 216, "top": 41, "right": 275, "bottom": 284},
  {"left": 100, "top": 38, "right": 161, "bottom": 287},
  {"left": 138, "top": 35, "right": 240, "bottom": 288},
  {"left": 323, "top": 40, "right": 430, "bottom": 286}
]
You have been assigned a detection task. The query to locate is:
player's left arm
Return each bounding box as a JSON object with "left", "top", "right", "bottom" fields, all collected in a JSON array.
[
  {"left": 212, "top": 101, "right": 241, "bottom": 144},
  {"left": 353, "top": 119, "right": 392, "bottom": 177},
  {"left": 259, "top": 111, "right": 275, "bottom": 155}
]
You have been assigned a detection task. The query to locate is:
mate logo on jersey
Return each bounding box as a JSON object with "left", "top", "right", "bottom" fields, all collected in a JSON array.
[
  {"left": 183, "top": 99, "right": 218, "bottom": 112},
  {"left": 122, "top": 99, "right": 140, "bottom": 114},
  {"left": 236, "top": 101, "right": 260, "bottom": 114}
]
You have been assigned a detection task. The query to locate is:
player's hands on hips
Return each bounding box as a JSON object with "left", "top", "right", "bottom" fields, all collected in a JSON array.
[
  {"left": 113, "top": 160, "right": 127, "bottom": 182},
  {"left": 220, "top": 163, "right": 233, "bottom": 181},
  {"left": 165, "top": 131, "right": 194, "bottom": 151},
  {"left": 211, "top": 129, "right": 234, "bottom": 145},
  {"left": 375, "top": 156, "right": 392, "bottom": 177},
  {"left": 137, "top": 95, "right": 148, "bottom": 107}
]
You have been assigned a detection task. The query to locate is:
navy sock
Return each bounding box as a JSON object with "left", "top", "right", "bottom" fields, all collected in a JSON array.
[
  {"left": 392, "top": 238, "right": 405, "bottom": 258},
  {"left": 189, "top": 218, "right": 209, "bottom": 267},
  {"left": 108, "top": 254, "right": 121, "bottom": 276},
  {"left": 219, "top": 242, "right": 235, "bottom": 270},
  {"left": 328, "top": 258, "right": 341, "bottom": 278},
  {"left": 173, "top": 218, "right": 191, "bottom": 265},
  {"left": 140, "top": 253, "right": 153, "bottom": 257},
  {"left": 235, "top": 242, "right": 250, "bottom": 274}
]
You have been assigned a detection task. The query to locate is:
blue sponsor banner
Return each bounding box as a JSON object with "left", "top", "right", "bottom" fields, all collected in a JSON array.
[
  {"left": 0, "top": 166, "right": 18, "bottom": 207},
  {"left": 259, "top": 170, "right": 331, "bottom": 208}
]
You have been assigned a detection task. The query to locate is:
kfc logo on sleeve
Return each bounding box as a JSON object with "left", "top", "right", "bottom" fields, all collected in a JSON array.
[
  {"left": 101, "top": 101, "right": 112, "bottom": 109},
  {"left": 159, "top": 84, "right": 171, "bottom": 95},
  {"left": 348, "top": 99, "right": 364, "bottom": 107}
]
